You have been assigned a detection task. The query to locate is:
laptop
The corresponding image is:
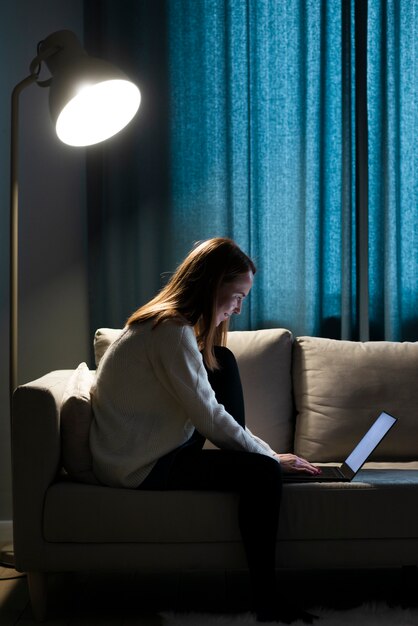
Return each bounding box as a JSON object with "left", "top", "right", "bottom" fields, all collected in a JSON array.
[{"left": 283, "top": 411, "right": 398, "bottom": 482}]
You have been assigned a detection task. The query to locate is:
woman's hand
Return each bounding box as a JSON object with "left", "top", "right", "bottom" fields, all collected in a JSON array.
[{"left": 273, "top": 453, "right": 321, "bottom": 475}]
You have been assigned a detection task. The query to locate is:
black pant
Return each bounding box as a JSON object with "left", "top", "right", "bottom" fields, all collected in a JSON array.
[{"left": 140, "top": 346, "right": 282, "bottom": 611}]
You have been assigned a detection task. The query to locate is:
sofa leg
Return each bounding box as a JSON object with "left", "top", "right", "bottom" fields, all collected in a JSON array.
[{"left": 27, "top": 572, "right": 47, "bottom": 622}]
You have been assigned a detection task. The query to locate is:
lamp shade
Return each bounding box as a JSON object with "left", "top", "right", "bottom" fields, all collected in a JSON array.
[{"left": 38, "top": 30, "right": 141, "bottom": 146}]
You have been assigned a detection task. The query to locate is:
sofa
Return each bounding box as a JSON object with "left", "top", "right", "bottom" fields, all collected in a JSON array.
[{"left": 12, "top": 327, "right": 418, "bottom": 621}]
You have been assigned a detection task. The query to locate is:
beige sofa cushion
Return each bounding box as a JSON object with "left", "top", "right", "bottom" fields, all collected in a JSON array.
[
  {"left": 43, "top": 464, "right": 418, "bottom": 544},
  {"left": 94, "top": 327, "right": 123, "bottom": 366},
  {"left": 227, "top": 329, "right": 294, "bottom": 453},
  {"left": 61, "top": 363, "right": 100, "bottom": 484},
  {"left": 293, "top": 336, "right": 418, "bottom": 462},
  {"left": 94, "top": 327, "right": 295, "bottom": 454}
]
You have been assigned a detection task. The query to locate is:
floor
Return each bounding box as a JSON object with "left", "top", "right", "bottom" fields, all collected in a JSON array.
[{"left": 1, "top": 555, "right": 418, "bottom": 625}]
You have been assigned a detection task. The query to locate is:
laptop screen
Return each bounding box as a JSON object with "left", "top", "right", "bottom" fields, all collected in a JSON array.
[{"left": 344, "top": 412, "right": 397, "bottom": 473}]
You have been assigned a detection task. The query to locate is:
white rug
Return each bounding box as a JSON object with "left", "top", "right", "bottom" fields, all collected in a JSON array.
[{"left": 162, "top": 603, "right": 418, "bottom": 625}]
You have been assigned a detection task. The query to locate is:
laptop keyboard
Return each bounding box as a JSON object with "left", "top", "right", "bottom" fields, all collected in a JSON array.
[{"left": 318, "top": 466, "right": 345, "bottom": 478}]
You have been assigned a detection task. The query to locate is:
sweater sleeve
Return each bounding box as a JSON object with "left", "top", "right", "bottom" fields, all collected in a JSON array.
[
  {"left": 153, "top": 322, "right": 278, "bottom": 459},
  {"left": 245, "top": 427, "right": 276, "bottom": 456}
]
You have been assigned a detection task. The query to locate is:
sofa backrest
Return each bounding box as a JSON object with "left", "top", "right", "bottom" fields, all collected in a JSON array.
[
  {"left": 95, "top": 328, "right": 418, "bottom": 463},
  {"left": 292, "top": 336, "right": 418, "bottom": 462},
  {"left": 227, "top": 329, "right": 294, "bottom": 453}
]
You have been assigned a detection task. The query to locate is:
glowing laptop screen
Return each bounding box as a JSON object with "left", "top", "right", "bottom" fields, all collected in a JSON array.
[{"left": 345, "top": 412, "right": 397, "bottom": 473}]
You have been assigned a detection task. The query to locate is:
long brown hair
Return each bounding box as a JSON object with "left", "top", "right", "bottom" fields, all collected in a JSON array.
[{"left": 127, "top": 238, "right": 256, "bottom": 369}]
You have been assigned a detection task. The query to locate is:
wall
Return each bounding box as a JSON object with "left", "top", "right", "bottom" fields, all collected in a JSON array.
[{"left": 0, "top": 1, "right": 89, "bottom": 538}]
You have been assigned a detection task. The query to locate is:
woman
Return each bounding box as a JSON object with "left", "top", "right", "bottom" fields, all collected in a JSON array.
[{"left": 90, "top": 237, "right": 319, "bottom": 623}]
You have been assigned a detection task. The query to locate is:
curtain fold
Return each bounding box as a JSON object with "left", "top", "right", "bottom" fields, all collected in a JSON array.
[
  {"left": 84, "top": 0, "right": 170, "bottom": 335},
  {"left": 367, "top": 0, "right": 418, "bottom": 341},
  {"left": 167, "top": 0, "right": 357, "bottom": 337}
]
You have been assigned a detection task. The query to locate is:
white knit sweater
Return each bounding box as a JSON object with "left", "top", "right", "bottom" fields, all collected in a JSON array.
[{"left": 90, "top": 320, "right": 276, "bottom": 488}]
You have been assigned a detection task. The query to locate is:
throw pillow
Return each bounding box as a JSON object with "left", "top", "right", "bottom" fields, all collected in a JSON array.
[
  {"left": 94, "top": 327, "right": 123, "bottom": 366},
  {"left": 61, "top": 362, "right": 100, "bottom": 484},
  {"left": 292, "top": 336, "right": 418, "bottom": 462}
]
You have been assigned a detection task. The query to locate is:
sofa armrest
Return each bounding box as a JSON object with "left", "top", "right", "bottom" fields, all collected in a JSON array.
[{"left": 12, "top": 370, "right": 73, "bottom": 572}]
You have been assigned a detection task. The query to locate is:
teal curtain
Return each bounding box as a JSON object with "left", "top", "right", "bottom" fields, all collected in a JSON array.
[
  {"left": 368, "top": 0, "right": 418, "bottom": 340},
  {"left": 84, "top": 0, "right": 418, "bottom": 343},
  {"left": 167, "top": 0, "right": 357, "bottom": 337}
]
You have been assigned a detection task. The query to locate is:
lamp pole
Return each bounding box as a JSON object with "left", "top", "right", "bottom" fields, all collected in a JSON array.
[
  {"left": 9, "top": 74, "right": 38, "bottom": 408},
  {"left": 2, "top": 73, "right": 39, "bottom": 569}
]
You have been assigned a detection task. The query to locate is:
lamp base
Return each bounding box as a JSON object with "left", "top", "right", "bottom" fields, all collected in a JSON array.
[{"left": 0, "top": 543, "right": 15, "bottom": 568}]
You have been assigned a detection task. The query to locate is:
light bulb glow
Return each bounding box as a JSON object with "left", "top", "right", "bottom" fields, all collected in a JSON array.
[{"left": 56, "top": 79, "right": 141, "bottom": 146}]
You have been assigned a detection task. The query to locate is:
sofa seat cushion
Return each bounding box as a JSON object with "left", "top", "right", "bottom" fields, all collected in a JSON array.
[
  {"left": 292, "top": 336, "right": 418, "bottom": 462},
  {"left": 281, "top": 464, "right": 418, "bottom": 541},
  {"left": 43, "top": 465, "right": 418, "bottom": 544},
  {"left": 43, "top": 482, "right": 241, "bottom": 543}
]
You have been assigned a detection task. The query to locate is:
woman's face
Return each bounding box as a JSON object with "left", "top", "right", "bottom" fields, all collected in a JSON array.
[{"left": 215, "top": 271, "right": 254, "bottom": 327}]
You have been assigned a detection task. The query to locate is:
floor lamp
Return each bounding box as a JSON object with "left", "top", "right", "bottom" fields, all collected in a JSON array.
[{"left": 3, "top": 29, "right": 141, "bottom": 568}]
